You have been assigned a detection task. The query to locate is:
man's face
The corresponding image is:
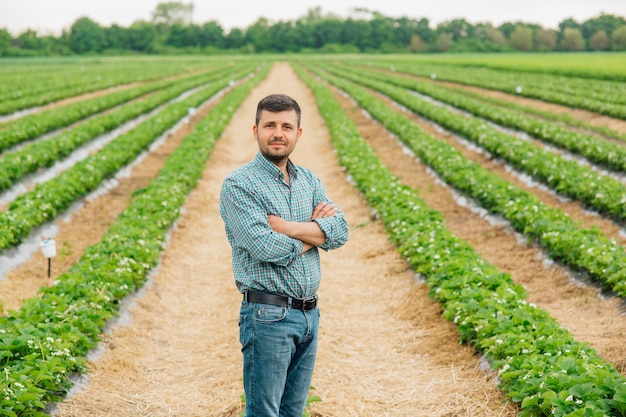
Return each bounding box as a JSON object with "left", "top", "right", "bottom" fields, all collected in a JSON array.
[{"left": 253, "top": 109, "right": 302, "bottom": 164}]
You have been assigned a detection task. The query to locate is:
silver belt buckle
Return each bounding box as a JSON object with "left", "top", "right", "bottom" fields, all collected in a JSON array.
[{"left": 303, "top": 295, "right": 317, "bottom": 310}]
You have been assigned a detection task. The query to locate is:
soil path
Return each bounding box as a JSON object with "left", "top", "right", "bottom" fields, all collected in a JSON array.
[{"left": 51, "top": 63, "right": 519, "bottom": 416}]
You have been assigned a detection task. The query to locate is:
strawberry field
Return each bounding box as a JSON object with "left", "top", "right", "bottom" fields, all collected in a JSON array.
[{"left": 1, "top": 54, "right": 626, "bottom": 417}]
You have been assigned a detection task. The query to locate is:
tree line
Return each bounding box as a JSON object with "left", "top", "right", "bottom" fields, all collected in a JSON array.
[{"left": 2, "top": 3, "right": 626, "bottom": 56}]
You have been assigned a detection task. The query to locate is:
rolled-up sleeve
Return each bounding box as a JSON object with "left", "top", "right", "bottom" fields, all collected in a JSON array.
[
  {"left": 310, "top": 176, "right": 349, "bottom": 251},
  {"left": 313, "top": 213, "right": 349, "bottom": 251}
]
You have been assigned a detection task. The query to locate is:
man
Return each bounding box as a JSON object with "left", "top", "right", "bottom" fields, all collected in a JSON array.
[{"left": 220, "top": 93, "right": 349, "bottom": 417}]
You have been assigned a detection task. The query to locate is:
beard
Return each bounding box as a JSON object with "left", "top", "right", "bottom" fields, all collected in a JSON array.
[
  {"left": 262, "top": 150, "right": 288, "bottom": 163},
  {"left": 259, "top": 138, "right": 291, "bottom": 163}
]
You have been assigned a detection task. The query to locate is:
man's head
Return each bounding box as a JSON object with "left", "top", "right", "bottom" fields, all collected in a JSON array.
[
  {"left": 255, "top": 94, "right": 301, "bottom": 127},
  {"left": 253, "top": 94, "right": 303, "bottom": 166}
]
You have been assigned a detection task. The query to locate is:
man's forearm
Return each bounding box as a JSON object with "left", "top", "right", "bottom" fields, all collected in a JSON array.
[
  {"left": 269, "top": 216, "right": 327, "bottom": 248},
  {"left": 282, "top": 220, "right": 327, "bottom": 247}
]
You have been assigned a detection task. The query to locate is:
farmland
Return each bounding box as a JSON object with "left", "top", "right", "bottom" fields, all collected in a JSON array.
[{"left": 1, "top": 53, "right": 626, "bottom": 416}]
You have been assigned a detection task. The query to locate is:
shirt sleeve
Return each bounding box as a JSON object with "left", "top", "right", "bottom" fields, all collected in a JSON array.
[
  {"left": 313, "top": 215, "right": 349, "bottom": 251},
  {"left": 310, "top": 177, "right": 349, "bottom": 252},
  {"left": 220, "top": 177, "right": 303, "bottom": 266}
]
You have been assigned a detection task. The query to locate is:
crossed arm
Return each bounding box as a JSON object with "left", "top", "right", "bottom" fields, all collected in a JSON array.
[{"left": 268, "top": 202, "right": 338, "bottom": 253}]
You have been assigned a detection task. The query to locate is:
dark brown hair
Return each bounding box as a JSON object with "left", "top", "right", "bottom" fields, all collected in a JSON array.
[{"left": 255, "top": 94, "right": 301, "bottom": 127}]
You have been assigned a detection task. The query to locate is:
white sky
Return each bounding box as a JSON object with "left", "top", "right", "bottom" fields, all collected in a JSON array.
[{"left": 0, "top": 0, "right": 625, "bottom": 36}]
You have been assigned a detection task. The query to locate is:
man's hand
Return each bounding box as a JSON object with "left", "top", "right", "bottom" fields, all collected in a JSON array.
[
  {"left": 311, "top": 202, "right": 337, "bottom": 220},
  {"left": 268, "top": 202, "right": 336, "bottom": 253}
]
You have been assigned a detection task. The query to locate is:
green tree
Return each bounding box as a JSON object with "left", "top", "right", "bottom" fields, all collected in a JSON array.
[
  {"left": 70, "top": 17, "right": 106, "bottom": 53},
  {"left": 40, "top": 34, "right": 70, "bottom": 55},
  {"left": 409, "top": 34, "right": 427, "bottom": 52},
  {"left": 152, "top": 2, "right": 193, "bottom": 25},
  {"left": 484, "top": 26, "right": 507, "bottom": 46},
  {"left": 167, "top": 22, "right": 202, "bottom": 48},
  {"left": 535, "top": 28, "right": 557, "bottom": 51},
  {"left": 57, "top": 29, "right": 72, "bottom": 54},
  {"left": 16, "top": 29, "right": 45, "bottom": 50},
  {"left": 498, "top": 22, "right": 516, "bottom": 38},
  {"left": 416, "top": 18, "right": 436, "bottom": 44},
  {"left": 245, "top": 18, "right": 272, "bottom": 52},
  {"left": 368, "top": 15, "right": 397, "bottom": 50},
  {"left": 198, "top": 21, "right": 225, "bottom": 49},
  {"left": 313, "top": 19, "right": 343, "bottom": 48},
  {"left": 105, "top": 24, "right": 129, "bottom": 50},
  {"left": 128, "top": 21, "right": 156, "bottom": 51},
  {"left": 151, "top": 21, "right": 170, "bottom": 46},
  {"left": 589, "top": 30, "right": 611, "bottom": 50},
  {"left": 581, "top": 14, "right": 626, "bottom": 39},
  {"left": 438, "top": 18, "right": 474, "bottom": 41},
  {"left": 509, "top": 26, "right": 533, "bottom": 51},
  {"left": 558, "top": 17, "right": 581, "bottom": 33},
  {"left": 393, "top": 17, "right": 419, "bottom": 46},
  {"left": 225, "top": 28, "right": 245, "bottom": 50},
  {"left": 436, "top": 32, "right": 453, "bottom": 51},
  {"left": 560, "top": 27, "right": 585, "bottom": 51},
  {"left": 267, "top": 21, "right": 299, "bottom": 52},
  {"left": 294, "top": 20, "right": 315, "bottom": 49},
  {"left": 340, "top": 18, "right": 370, "bottom": 51},
  {"left": 612, "top": 25, "right": 626, "bottom": 50},
  {"left": 0, "top": 28, "right": 12, "bottom": 55}
]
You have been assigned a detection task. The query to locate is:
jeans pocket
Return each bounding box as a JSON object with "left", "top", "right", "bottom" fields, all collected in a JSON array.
[{"left": 253, "top": 304, "right": 287, "bottom": 323}]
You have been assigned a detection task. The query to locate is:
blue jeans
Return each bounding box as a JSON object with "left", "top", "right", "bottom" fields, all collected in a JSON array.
[{"left": 239, "top": 300, "right": 320, "bottom": 417}]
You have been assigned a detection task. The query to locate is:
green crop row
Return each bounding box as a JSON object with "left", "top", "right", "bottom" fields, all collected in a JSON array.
[
  {"left": 347, "top": 58, "right": 626, "bottom": 119},
  {"left": 0, "top": 63, "right": 268, "bottom": 417},
  {"left": 0, "top": 69, "right": 248, "bottom": 254},
  {"left": 437, "top": 83, "right": 626, "bottom": 145},
  {"left": 0, "top": 63, "right": 254, "bottom": 193},
  {"left": 339, "top": 63, "right": 626, "bottom": 173},
  {"left": 399, "top": 53, "right": 626, "bottom": 82},
  {"left": 323, "top": 64, "right": 626, "bottom": 226},
  {"left": 0, "top": 57, "right": 219, "bottom": 115},
  {"left": 294, "top": 63, "right": 626, "bottom": 417},
  {"left": 311, "top": 64, "right": 626, "bottom": 298},
  {"left": 1, "top": 77, "right": 174, "bottom": 151},
  {"left": 0, "top": 65, "right": 234, "bottom": 153}
]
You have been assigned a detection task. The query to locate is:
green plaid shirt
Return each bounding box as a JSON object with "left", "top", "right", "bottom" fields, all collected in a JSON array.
[{"left": 220, "top": 152, "right": 349, "bottom": 298}]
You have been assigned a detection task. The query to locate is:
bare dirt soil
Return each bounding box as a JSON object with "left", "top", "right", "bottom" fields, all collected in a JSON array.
[{"left": 2, "top": 62, "right": 624, "bottom": 416}]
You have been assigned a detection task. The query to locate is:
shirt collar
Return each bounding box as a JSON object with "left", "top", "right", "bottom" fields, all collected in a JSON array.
[{"left": 254, "top": 151, "right": 298, "bottom": 181}]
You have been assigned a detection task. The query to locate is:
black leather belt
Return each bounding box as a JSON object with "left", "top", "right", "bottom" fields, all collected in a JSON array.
[{"left": 243, "top": 290, "right": 318, "bottom": 311}]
